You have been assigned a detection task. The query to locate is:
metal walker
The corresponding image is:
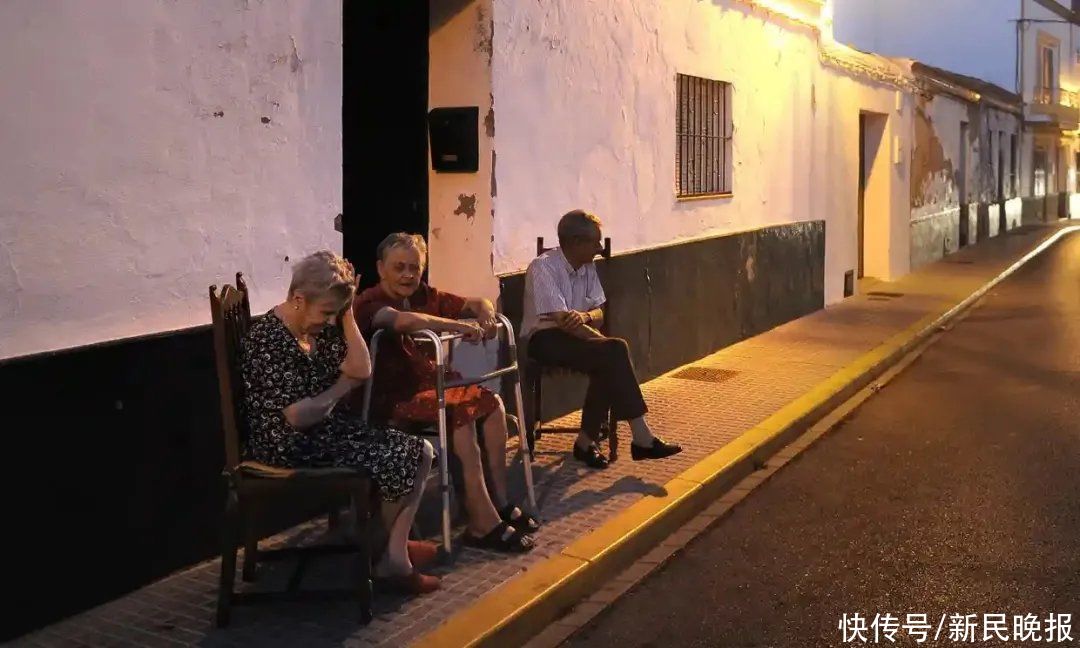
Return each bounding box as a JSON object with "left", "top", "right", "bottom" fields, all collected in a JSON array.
[{"left": 361, "top": 313, "right": 538, "bottom": 555}]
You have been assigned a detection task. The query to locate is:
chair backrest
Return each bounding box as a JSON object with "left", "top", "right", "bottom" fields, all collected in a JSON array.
[
  {"left": 536, "top": 236, "right": 611, "bottom": 259},
  {"left": 209, "top": 273, "right": 253, "bottom": 470}
]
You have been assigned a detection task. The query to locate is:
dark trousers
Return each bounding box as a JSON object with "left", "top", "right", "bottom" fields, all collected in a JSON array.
[{"left": 527, "top": 329, "right": 648, "bottom": 436}]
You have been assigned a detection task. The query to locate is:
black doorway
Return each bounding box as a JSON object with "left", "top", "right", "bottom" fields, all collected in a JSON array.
[{"left": 343, "top": 2, "right": 430, "bottom": 286}]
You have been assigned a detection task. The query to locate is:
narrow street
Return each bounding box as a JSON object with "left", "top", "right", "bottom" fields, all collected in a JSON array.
[{"left": 566, "top": 233, "right": 1080, "bottom": 647}]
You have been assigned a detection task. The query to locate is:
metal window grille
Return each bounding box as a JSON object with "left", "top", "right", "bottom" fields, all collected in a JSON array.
[{"left": 676, "top": 73, "right": 732, "bottom": 198}]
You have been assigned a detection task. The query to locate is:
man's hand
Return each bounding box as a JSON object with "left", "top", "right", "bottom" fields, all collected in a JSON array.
[
  {"left": 540, "top": 311, "right": 606, "bottom": 339},
  {"left": 552, "top": 310, "right": 588, "bottom": 331}
]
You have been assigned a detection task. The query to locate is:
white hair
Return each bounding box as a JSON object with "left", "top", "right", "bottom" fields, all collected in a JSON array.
[
  {"left": 377, "top": 232, "right": 428, "bottom": 267},
  {"left": 288, "top": 250, "right": 355, "bottom": 302}
]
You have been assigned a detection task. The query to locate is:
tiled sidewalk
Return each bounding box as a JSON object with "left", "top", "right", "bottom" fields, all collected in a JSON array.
[{"left": 12, "top": 225, "right": 1068, "bottom": 648}]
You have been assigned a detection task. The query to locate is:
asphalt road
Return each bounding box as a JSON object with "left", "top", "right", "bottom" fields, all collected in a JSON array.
[{"left": 565, "top": 233, "right": 1080, "bottom": 648}]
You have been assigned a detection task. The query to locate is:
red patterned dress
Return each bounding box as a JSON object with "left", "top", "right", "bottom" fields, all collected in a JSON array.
[{"left": 352, "top": 283, "right": 500, "bottom": 429}]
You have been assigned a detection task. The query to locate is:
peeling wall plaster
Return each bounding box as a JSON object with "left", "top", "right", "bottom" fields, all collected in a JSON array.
[
  {"left": 909, "top": 86, "right": 1021, "bottom": 269},
  {"left": 0, "top": 0, "right": 342, "bottom": 359},
  {"left": 427, "top": 0, "right": 498, "bottom": 300},
  {"left": 911, "top": 98, "right": 957, "bottom": 214}
]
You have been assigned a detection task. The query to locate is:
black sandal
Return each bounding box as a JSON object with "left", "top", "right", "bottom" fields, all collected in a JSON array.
[
  {"left": 499, "top": 504, "right": 541, "bottom": 533},
  {"left": 463, "top": 521, "right": 535, "bottom": 553}
]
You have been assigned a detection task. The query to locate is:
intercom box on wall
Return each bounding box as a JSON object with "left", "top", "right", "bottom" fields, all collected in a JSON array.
[{"left": 428, "top": 106, "right": 479, "bottom": 173}]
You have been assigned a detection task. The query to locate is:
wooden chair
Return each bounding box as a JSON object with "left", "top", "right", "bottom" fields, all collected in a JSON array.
[
  {"left": 525, "top": 237, "right": 620, "bottom": 462},
  {"left": 210, "top": 273, "right": 374, "bottom": 627}
]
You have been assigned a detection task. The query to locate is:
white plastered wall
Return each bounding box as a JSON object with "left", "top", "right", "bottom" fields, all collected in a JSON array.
[
  {"left": 0, "top": 0, "right": 342, "bottom": 359},
  {"left": 487, "top": 0, "right": 911, "bottom": 304}
]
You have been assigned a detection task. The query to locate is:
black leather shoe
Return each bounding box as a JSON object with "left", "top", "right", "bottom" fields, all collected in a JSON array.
[
  {"left": 573, "top": 443, "right": 609, "bottom": 469},
  {"left": 630, "top": 437, "right": 683, "bottom": 461}
]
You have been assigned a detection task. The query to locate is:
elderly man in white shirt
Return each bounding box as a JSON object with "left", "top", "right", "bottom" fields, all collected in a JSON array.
[{"left": 522, "top": 210, "right": 682, "bottom": 469}]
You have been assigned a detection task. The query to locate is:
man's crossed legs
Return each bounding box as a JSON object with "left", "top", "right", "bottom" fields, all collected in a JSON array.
[{"left": 528, "top": 329, "right": 682, "bottom": 469}]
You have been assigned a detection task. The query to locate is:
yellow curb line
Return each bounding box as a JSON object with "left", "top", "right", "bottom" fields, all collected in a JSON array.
[{"left": 416, "top": 226, "right": 1080, "bottom": 648}]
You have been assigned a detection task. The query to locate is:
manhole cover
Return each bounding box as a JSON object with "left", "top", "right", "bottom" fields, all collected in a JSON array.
[
  {"left": 671, "top": 366, "right": 739, "bottom": 383},
  {"left": 866, "top": 291, "right": 905, "bottom": 298}
]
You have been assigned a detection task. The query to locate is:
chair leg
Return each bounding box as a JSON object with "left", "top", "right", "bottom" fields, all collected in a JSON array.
[
  {"left": 241, "top": 502, "right": 258, "bottom": 582},
  {"left": 351, "top": 484, "right": 374, "bottom": 625},
  {"left": 607, "top": 410, "right": 619, "bottom": 463},
  {"left": 530, "top": 368, "right": 543, "bottom": 454},
  {"left": 216, "top": 489, "right": 239, "bottom": 628}
]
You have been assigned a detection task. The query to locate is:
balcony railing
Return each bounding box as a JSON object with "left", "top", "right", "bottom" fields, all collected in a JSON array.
[
  {"left": 1030, "top": 86, "right": 1080, "bottom": 130},
  {"left": 1038, "top": 87, "right": 1080, "bottom": 107}
]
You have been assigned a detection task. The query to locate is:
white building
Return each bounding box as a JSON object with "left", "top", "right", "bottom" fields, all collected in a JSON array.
[
  {"left": 433, "top": 0, "right": 917, "bottom": 386},
  {"left": 904, "top": 62, "right": 1024, "bottom": 269},
  {"left": 2, "top": 0, "right": 922, "bottom": 369},
  {"left": 834, "top": 0, "right": 1080, "bottom": 222}
]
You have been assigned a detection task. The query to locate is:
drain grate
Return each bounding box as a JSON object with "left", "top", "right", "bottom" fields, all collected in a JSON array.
[
  {"left": 671, "top": 366, "right": 739, "bottom": 383},
  {"left": 866, "top": 291, "right": 905, "bottom": 299}
]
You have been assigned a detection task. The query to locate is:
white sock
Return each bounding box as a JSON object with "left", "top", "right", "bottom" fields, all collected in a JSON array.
[{"left": 629, "top": 417, "right": 655, "bottom": 446}]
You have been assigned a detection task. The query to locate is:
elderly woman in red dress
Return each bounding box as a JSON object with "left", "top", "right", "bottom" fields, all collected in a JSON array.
[{"left": 352, "top": 233, "right": 538, "bottom": 553}]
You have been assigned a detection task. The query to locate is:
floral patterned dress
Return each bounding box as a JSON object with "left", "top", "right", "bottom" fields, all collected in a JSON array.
[
  {"left": 351, "top": 283, "right": 500, "bottom": 429},
  {"left": 240, "top": 309, "right": 425, "bottom": 502}
]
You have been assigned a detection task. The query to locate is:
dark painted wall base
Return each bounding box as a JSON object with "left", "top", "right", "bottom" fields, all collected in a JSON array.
[
  {"left": 2, "top": 327, "right": 328, "bottom": 640},
  {"left": 1022, "top": 196, "right": 1044, "bottom": 224},
  {"left": 498, "top": 221, "right": 826, "bottom": 422},
  {"left": 1022, "top": 193, "right": 1071, "bottom": 225},
  {"left": 975, "top": 203, "right": 991, "bottom": 240}
]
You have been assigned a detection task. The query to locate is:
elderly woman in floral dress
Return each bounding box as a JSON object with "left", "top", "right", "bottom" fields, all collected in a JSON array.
[{"left": 239, "top": 250, "right": 439, "bottom": 595}]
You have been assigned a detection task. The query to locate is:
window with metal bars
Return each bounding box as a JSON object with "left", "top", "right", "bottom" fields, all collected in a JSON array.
[{"left": 676, "top": 73, "right": 732, "bottom": 198}]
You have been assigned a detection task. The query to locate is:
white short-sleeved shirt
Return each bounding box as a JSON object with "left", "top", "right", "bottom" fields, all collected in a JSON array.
[{"left": 521, "top": 248, "right": 607, "bottom": 338}]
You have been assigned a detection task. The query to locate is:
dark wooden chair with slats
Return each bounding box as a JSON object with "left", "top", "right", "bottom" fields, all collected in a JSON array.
[
  {"left": 525, "top": 236, "right": 620, "bottom": 462},
  {"left": 209, "top": 273, "right": 374, "bottom": 627}
]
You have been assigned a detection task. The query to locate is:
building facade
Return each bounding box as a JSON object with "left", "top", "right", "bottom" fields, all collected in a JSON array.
[
  {"left": 0, "top": 0, "right": 1066, "bottom": 639},
  {"left": 906, "top": 63, "right": 1024, "bottom": 269},
  {"left": 433, "top": 0, "right": 917, "bottom": 387},
  {"left": 834, "top": 0, "right": 1080, "bottom": 225}
]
